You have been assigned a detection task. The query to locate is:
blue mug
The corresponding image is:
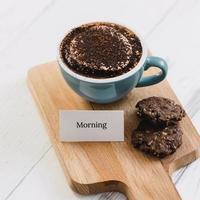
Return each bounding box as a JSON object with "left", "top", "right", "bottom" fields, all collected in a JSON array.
[{"left": 58, "top": 23, "right": 168, "bottom": 104}]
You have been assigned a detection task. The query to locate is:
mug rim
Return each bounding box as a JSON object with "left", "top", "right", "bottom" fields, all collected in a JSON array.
[{"left": 57, "top": 22, "right": 148, "bottom": 84}]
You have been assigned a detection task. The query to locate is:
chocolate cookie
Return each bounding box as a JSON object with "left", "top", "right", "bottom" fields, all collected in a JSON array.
[
  {"left": 132, "top": 121, "right": 183, "bottom": 158},
  {"left": 136, "top": 96, "right": 185, "bottom": 125}
]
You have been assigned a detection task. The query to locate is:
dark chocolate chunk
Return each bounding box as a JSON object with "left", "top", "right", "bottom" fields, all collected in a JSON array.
[
  {"left": 136, "top": 96, "right": 186, "bottom": 126},
  {"left": 132, "top": 121, "right": 183, "bottom": 158}
]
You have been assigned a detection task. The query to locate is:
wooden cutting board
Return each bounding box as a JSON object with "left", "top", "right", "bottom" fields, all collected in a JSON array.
[{"left": 27, "top": 61, "right": 200, "bottom": 199}]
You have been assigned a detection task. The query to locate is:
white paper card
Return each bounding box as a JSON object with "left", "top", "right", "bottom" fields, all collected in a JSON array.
[{"left": 59, "top": 110, "right": 124, "bottom": 142}]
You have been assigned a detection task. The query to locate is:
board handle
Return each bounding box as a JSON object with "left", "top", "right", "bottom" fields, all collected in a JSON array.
[{"left": 123, "top": 178, "right": 181, "bottom": 200}]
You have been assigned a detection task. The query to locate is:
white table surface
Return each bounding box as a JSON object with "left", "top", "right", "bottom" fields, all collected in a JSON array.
[{"left": 1, "top": 0, "right": 200, "bottom": 199}]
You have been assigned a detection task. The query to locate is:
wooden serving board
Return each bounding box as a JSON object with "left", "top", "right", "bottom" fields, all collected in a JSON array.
[{"left": 27, "top": 61, "right": 200, "bottom": 200}]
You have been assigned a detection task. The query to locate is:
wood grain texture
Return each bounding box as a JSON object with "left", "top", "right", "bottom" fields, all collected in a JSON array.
[{"left": 27, "top": 61, "right": 200, "bottom": 199}]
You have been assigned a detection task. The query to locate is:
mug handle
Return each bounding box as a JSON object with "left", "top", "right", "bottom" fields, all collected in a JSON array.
[{"left": 136, "top": 56, "right": 168, "bottom": 87}]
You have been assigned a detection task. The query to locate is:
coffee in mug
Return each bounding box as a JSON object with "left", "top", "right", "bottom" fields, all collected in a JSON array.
[
  {"left": 58, "top": 22, "right": 168, "bottom": 103},
  {"left": 60, "top": 22, "right": 142, "bottom": 78}
]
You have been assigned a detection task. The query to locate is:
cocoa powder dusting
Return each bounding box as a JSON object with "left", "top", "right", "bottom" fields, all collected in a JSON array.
[{"left": 60, "top": 22, "right": 142, "bottom": 78}]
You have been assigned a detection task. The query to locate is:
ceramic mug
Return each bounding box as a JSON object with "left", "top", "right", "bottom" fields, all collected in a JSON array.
[{"left": 57, "top": 22, "right": 168, "bottom": 104}]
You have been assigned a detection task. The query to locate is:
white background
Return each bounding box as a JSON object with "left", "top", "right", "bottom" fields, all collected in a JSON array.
[{"left": 1, "top": 0, "right": 200, "bottom": 199}]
